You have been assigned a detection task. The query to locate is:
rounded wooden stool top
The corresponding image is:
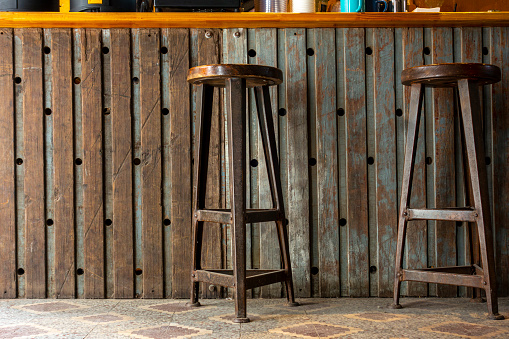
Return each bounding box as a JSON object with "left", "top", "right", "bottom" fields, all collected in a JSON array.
[
  {"left": 187, "top": 64, "right": 283, "bottom": 88},
  {"left": 401, "top": 63, "right": 501, "bottom": 87}
]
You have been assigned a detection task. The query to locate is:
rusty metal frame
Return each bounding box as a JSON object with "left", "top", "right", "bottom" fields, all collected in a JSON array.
[
  {"left": 188, "top": 72, "right": 298, "bottom": 323},
  {"left": 392, "top": 72, "right": 504, "bottom": 320}
]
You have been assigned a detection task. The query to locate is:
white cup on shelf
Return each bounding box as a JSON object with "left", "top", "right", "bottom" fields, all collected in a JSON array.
[{"left": 292, "top": 0, "right": 315, "bottom": 13}]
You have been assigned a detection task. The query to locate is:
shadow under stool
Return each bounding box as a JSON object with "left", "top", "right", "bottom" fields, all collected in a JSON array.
[
  {"left": 392, "top": 63, "right": 504, "bottom": 320},
  {"left": 186, "top": 64, "right": 299, "bottom": 323}
]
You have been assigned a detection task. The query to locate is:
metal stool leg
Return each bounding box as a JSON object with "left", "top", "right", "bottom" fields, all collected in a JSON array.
[
  {"left": 255, "top": 86, "right": 299, "bottom": 306},
  {"left": 458, "top": 79, "right": 503, "bottom": 320},
  {"left": 226, "top": 78, "right": 250, "bottom": 323},
  {"left": 392, "top": 83, "right": 424, "bottom": 309},
  {"left": 188, "top": 84, "right": 215, "bottom": 308}
]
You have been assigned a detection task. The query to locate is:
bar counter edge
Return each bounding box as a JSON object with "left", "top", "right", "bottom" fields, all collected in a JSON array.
[{"left": 0, "top": 12, "right": 508, "bottom": 28}]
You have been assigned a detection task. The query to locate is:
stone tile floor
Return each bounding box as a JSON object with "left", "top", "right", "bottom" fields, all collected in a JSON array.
[{"left": 1, "top": 297, "right": 509, "bottom": 338}]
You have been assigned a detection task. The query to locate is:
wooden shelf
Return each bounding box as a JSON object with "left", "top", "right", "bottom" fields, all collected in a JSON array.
[{"left": 0, "top": 12, "right": 507, "bottom": 28}]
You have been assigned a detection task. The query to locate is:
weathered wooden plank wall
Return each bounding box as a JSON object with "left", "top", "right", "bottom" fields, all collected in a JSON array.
[{"left": 0, "top": 27, "right": 508, "bottom": 299}]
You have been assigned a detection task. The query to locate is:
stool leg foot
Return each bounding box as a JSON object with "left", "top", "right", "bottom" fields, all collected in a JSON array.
[
  {"left": 389, "top": 303, "right": 403, "bottom": 309},
  {"left": 188, "top": 280, "right": 201, "bottom": 307},
  {"left": 233, "top": 317, "right": 250, "bottom": 323},
  {"left": 487, "top": 313, "right": 505, "bottom": 320},
  {"left": 186, "top": 301, "right": 201, "bottom": 308}
]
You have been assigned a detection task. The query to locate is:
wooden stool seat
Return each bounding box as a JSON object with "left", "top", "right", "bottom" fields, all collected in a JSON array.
[
  {"left": 187, "top": 64, "right": 283, "bottom": 88},
  {"left": 392, "top": 63, "right": 504, "bottom": 320},
  {"left": 187, "top": 63, "right": 298, "bottom": 323},
  {"left": 401, "top": 63, "right": 501, "bottom": 87}
]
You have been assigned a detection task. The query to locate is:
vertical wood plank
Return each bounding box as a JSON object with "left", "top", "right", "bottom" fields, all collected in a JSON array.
[
  {"left": 0, "top": 28, "right": 16, "bottom": 299},
  {"left": 400, "top": 27, "right": 427, "bottom": 297},
  {"left": 191, "top": 28, "right": 223, "bottom": 299},
  {"left": 343, "top": 28, "right": 369, "bottom": 297},
  {"left": 365, "top": 28, "right": 377, "bottom": 297},
  {"left": 72, "top": 28, "right": 84, "bottom": 298},
  {"left": 489, "top": 27, "right": 509, "bottom": 297},
  {"left": 110, "top": 28, "right": 134, "bottom": 298},
  {"left": 50, "top": 29, "right": 75, "bottom": 298},
  {"left": 457, "top": 27, "right": 482, "bottom": 298},
  {"left": 277, "top": 28, "right": 290, "bottom": 296},
  {"left": 160, "top": 29, "right": 172, "bottom": 298},
  {"left": 255, "top": 28, "right": 282, "bottom": 298},
  {"left": 168, "top": 28, "right": 192, "bottom": 298},
  {"left": 138, "top": 28, "right": 163, "bottom": 298},
  {"left": 430, "top": 27, "right": 456, "bottom": 298},
  {"left": 372, "top": 28, "right": 397, "bottom": 298},
  {"left": 423, "top": 27, "right": 436, "bottom": 297},
  {"left": 225, "top": 28, "right": 251, "bottom": 296},
  {"left": 313, "top": 28, "right": 339, "bottom": 297},
  {"left": 131, "top": 28, "right": 143, "bottom": 298},
  {"left": 481, "top": 27, "right": 494, "bottom": 295},
  {"left": 43, "top": 29, "right": 55, "bottom": 298},
  {"left": 223, "top": 28, "right": 245, "bottom": 264},
  {"left": 14, "top": 29, "right": 26, "bottom": 298},
  {"left": 336, "top": 28, "right": 349, "bottom": 296},
  {"left": 21, "top": 28, "right": 46, "bottom": 298},
  {"left": 80, "top": 29, "right": 105, "bottom": 298},
  {"left": 102, "top": 29, "right": 114, "bottom": 298},
  {"left": 222, "top": 28, "right": 247, "bottom": 298},
  {"left": 306, "top": 29, "right": 319, "bottom": 297},
  {"left": 247, "top": 29, "right": 257, "bottom": 285},
  {"left": 284, "top": 28, "right": 311, "bottom": 297}
]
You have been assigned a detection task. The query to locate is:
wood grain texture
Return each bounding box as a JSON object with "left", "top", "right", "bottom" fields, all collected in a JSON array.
[
  {"left": 160, "top": 28, "right": 172, "bottom": 298},
  {"left": 313, "top": 28, "right": 340, "bottom": 297},
  {"left": 138, "top": 28, "right": 163, "bottom": 298},
  {"left": 401, "top": 27, "right": 427, "bottom": 297},
  {"left": 489, "top": 27, "right": 509, "bottom": 297},
  {"left": 0, "top": 12, "right": 509, "bottom": 29},
  {"left": 0, "top": 26, "right": 508, "bottom": 299},
  {"left": 110, "top": 29, "right": 134, "bottom": 298},
  {"left": 0, "top": 28, "right": 16, "bottom": 299},
  {"left": 21, "top": 28, "right": 46, "bottom": 298},
  {"left": 372, "top": 28, "right": 397, "bottom": 298},
  {"left": 284, "top": 28, "right": 311, "bottom": 297},
  {"left": 343, "top": 28, "right": 369, "bottom": 297},
  {"left": 192, "top": 28, "right": 223, "bottom": 299},
  {"left": 50, "top": 29, "right": 75, "bottom": 298},
  {"left": 80, "top": 29, "right": 105, "bottom": 298},
  {"left": 335, "top": 28, "right": 348, "bottom": 297},
  {"left": 430, "top": 27, "right": 456, "bottom": 298},
  {"left": 102, "top": 29, "right": 113, "bottom": 299},
  {"left": 277, "top": 28, "right": 290, "bottom": 296},
  {"left": 247, "top": 28, "right": 258, "bottom": 290},
  {"left": 254, "top": 28, "right": 282, "bottom": 298},
  {"left": 168, "top": 28, "right": 192, "bottom": 299}
]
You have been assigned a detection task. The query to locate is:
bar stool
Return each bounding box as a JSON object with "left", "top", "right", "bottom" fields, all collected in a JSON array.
[
  {"left": 187, "top": 64, "right": 299, "bottom": 323},
  {"left": 392, "top": 63, "right": 503, "bottom": 319}
]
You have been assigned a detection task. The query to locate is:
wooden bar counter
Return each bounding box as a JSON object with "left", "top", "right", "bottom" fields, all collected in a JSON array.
[
  {"left": 0, "top": 12, "right": 508, "bottom": 300},
  {"left": 0, "top": 12, "right": 508, "bottom": 28}
]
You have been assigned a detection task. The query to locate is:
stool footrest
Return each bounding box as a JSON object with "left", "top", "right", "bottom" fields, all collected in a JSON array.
[
  {"left": 401, "top": 267, "right": 484, "bottom": 288},
  {"left": 193, "top": 269, "right": 288, "bottom": 290},
  {"left": 197, "top": 209, "right": 282, "bottom": 224},
  {"left": 407, "top": 208, "right": 476, "bottom": 222}
]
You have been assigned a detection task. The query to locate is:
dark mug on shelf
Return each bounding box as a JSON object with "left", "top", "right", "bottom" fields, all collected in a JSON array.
[{"left": 365, "top": 0, "right": 391, "bottom": 12}]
